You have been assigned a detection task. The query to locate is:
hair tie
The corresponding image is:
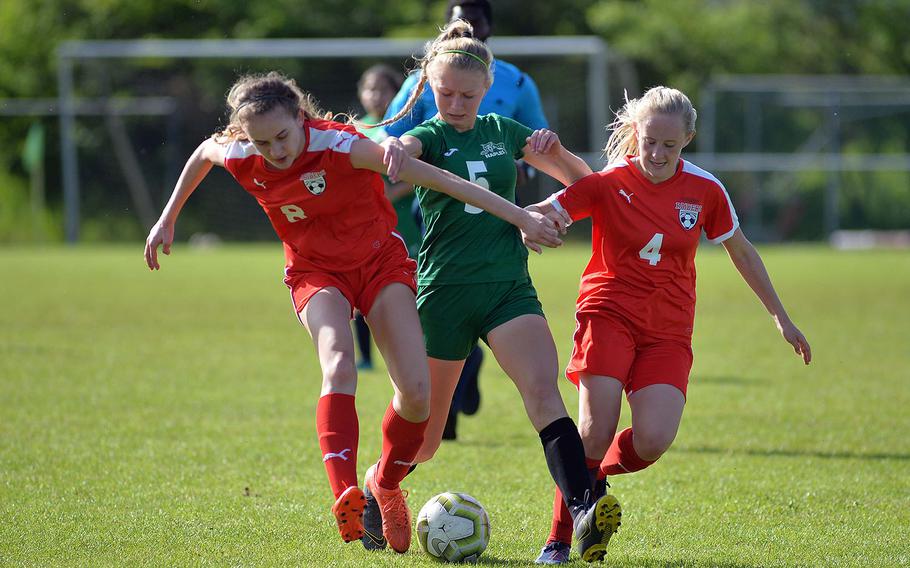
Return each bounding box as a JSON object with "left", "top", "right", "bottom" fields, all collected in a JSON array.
[{"left": 438, "top": 49, "right": 490, "bottom": 69}]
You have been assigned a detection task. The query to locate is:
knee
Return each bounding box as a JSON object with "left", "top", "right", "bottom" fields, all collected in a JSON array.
[
  {"left": 578, "top": 416, "right": 613, "bottom": 457},
  {"left": 397, "top": 376, "right": 431, "bottom": 416},
  {"left": 633, "top": 427, "right": 677, "bottom": 461}
]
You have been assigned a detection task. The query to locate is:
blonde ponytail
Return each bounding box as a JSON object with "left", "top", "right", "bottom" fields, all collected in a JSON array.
[{"left": 603, "top": 86, "right": 697, "bottom": 164}]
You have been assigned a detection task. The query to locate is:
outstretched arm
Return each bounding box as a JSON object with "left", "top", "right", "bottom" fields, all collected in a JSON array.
[
  {"left": 722, "top": 229, "right": 812, "bottom": 364},
  {"left": 349, "top": 137, "right": 562, "bottom": 252},
  {"left": 144, "top": 138, "right": 226, "bottom": 270}
]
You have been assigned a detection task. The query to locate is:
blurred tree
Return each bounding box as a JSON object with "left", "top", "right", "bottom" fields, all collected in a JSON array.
[
  {"left": 1, "top": 0, "right": 909, "bottom": 241},
  {"left": 585, "top": 0, "right": 910, "bottom": 98}
]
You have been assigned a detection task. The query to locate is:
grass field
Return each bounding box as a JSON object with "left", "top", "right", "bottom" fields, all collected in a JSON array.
[{"left": 1, "top": 243, "right": 908, "bottom": 567}]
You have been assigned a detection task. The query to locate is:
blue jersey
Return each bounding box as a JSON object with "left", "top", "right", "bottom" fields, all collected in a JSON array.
[{"left": 383, "top": 58, "right": 548, "bottom": 137}]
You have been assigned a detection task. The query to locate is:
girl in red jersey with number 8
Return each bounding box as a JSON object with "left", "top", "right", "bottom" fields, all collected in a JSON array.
[
  {"left": 529, "top": 86, "right": 812, "bottom": 564},
  {"left": 143, "top": 71, "right": 562, "bottom": 554}
]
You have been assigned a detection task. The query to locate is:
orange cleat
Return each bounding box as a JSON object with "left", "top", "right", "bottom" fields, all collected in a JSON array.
[
  {"left": 364, "top": 464, "right": 412, "bottom": 553},
  {"left": 331, "top": 485, "right": 366, "bottom": 543}
]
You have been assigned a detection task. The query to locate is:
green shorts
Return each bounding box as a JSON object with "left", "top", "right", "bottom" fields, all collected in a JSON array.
[{"left": 417, "top": 278, "right": 544, "bottom": 360}]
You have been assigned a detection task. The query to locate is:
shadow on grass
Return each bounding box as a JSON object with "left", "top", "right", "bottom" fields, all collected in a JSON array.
[
  {"left": 618, "top": 558, "right": 766, "bottom": 568},
  {"left": 476, "top": 554, "right": 764, "bottom": 567},
  {"left": 676, "top": 445, "right": 910, "bottom": 462}
]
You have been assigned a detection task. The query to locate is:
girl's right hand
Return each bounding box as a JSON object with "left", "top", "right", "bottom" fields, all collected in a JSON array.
[
  {"left": 520, "top": 210, "right": 562, "bottom": 254},
  {"left": 526, "top": 129, "right": 563, "bottom": 155},
  {"left": 526, "top": 203, "right": 571, "bottom": 234},
  {"left": 144, "top": 221, "right": 174, "bottom": 270},
  {"left": 381, "top": 136, "right": 407, "bottom": 182}
]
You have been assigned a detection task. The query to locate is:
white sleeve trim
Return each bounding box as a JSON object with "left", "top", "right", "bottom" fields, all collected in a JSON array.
[
  {"left": 708, "top": 221, "right": 739, "bottom": 244},
  {"left": 684, "top": 160, "right": 740, "bottom": 245},
  {"left": 224, "top": 140, "right": 259, "bottom": 160},
  {"left": 308, "top": 127, "right": 357, "bottom": 154},
  {"left": 548, "top": 192, "right": 567, "bottom": 215}
]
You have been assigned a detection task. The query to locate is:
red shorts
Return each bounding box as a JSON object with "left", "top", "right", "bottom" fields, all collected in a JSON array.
[
  {"left": 566, "top": 310, "right": 693, "bottom": 398},
  {"left": 284, "top": 232, "right": 417, "bottom": 320}
]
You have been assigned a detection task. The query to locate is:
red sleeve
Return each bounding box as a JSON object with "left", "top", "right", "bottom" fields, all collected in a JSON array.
[
  {"left": 553, "top": 172, "right": 604, "bottom": 221},
  {"left": 703, "top": 180, "right": 739, "bottom": 243}
]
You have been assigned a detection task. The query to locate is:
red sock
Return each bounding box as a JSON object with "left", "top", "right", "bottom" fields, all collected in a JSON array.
[
  {"left": 547, "top": 456, "right": 602, "bottom": 544},
  {"left": 376, "top": 403, "right": 428, "bottom": 490},
  {"left": 548, "top": 487, "right": 574, "bottom": 545},
  {"left": 600, "top": 427, "right": 656, "bottom": 476},
  {"left": 316, "top": 393, "right": 359, "bottom": 499}
]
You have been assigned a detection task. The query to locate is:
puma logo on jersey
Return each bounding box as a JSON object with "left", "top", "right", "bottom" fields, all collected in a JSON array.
[
  {"left": 443, "top": 148, "right": 459, "bottom": 157},
  {"left": 253, "top": 178, "right": 267, "bottom": 189},
  {"left": 618, "top": 189, "right": 634, "bottom": 203},
  {"left": 323, "top": 448, "right": 351, "bottom": 462}
]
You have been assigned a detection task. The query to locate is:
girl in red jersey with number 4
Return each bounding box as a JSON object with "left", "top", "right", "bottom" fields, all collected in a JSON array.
[
  {"left": 529, "top": 87, "right": 812, "bottom": 565},
  {"left": 143, "top": 71, "right": 562, "bottom": 554}
]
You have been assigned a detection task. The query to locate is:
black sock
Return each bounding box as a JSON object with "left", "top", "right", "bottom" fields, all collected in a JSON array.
[
  {"left": 354, "top": 313, "right": 371, "bottom": 364},
  {"left": 539, "top": 416, "right": 592, "bottom": 522},
  {"left": 591, "top": 468, "right": 607, "bottom": 499}
]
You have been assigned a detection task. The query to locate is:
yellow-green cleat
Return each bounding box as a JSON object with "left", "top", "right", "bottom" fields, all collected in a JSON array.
[{"left": 574, "top": 493, "right": 621, "bottom": 562}]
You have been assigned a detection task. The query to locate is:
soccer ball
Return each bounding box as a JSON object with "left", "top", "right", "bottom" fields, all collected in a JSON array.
[{"left": 416, "top": 492, "right": 491, "bottom": 563}]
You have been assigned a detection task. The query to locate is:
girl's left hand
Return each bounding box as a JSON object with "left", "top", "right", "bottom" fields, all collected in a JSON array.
[
  {"left": 382, "top": 137, "right": 407, "bottom": 182},
  {"left": 776, "top": 317, "right": 812, "bottom": 365},
  {"left": 526, "top": 129, "right": 562, "bottom": 155}
]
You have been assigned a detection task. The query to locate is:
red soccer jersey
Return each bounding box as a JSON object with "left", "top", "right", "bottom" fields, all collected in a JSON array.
[
  {"left": 223, "top": 119, "right": 396, "bottom": 273},
  {"left": 555, "top": 156, "right": 739, "bottom": 341}
]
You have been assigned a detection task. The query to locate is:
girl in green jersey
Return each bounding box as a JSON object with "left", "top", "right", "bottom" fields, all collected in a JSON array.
[{"left": 374, "top": 20, "right": 621, "bottom": 562}]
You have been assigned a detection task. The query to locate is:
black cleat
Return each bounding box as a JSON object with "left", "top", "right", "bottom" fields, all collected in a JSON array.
[{"left": 360, "top": 477, "right": 387, "bottom": 550}]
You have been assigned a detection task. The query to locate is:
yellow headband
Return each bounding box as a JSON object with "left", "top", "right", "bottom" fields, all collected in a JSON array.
[{"left": 438, "top": 49, "right": 490, "bottom": 68}]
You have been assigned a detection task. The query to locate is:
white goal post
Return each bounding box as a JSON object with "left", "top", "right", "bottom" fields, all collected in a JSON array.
[{"left": 57, "top": 37, "right": 609, "bottom": 242}]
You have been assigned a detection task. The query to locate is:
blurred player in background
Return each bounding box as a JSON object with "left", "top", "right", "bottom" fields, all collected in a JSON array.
[
  {"left": 143, "top": 70, "right": 562, "bottom": 554},
  {"left": 384, "top": 0, "right": 551, "bottom": 441},
  {"left": 529, "top": 86, "right": 812, "bottom": 564}
]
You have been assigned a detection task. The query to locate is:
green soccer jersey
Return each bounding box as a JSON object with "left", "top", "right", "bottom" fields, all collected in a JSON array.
[{"left": 406, "top": 114, "right": 533, "bottom": 285}]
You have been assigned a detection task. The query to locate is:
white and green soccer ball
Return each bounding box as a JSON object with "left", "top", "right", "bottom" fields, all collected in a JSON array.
[{"left": 416, "top": 492, "right": 491, "bottom": 563}]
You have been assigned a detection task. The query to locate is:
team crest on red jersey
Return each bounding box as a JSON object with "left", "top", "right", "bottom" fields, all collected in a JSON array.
[
  {"left": 301, "top": 170, "right": 327, "bottom": 195},
  {"left": 675, "top": 201, "right": 703, "bottom": 230}
]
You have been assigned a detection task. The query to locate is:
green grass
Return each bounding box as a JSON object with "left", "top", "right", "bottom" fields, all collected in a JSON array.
[{"left": 1, "top": 243, "right": 908, "bottom": 567}]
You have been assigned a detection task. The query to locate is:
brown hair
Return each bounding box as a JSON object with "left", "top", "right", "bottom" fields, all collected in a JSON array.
[
  {"left": 603, "top": 86, "right": 697, "bottom": 164},
  {"left": 214, "top": 71, "right": 328, "bottom": 142},
  {"left": 357, "top": 64, "right": 404, "bottom": 97},
  {"left": 376, "top": 19, "right": 492, "bottom": 128},
  {"left": 351, "top": 64, "right": 404, "bottom": 130}
]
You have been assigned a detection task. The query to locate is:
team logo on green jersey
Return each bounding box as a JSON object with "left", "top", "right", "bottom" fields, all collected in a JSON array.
[{"left": 480, "top": 142, "right": 507, "bottom": 159}]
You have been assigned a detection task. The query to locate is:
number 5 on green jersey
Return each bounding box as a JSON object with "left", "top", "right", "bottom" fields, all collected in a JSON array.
[{"left": 464, "top": 160, "right": 489, "bottom": 214}]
